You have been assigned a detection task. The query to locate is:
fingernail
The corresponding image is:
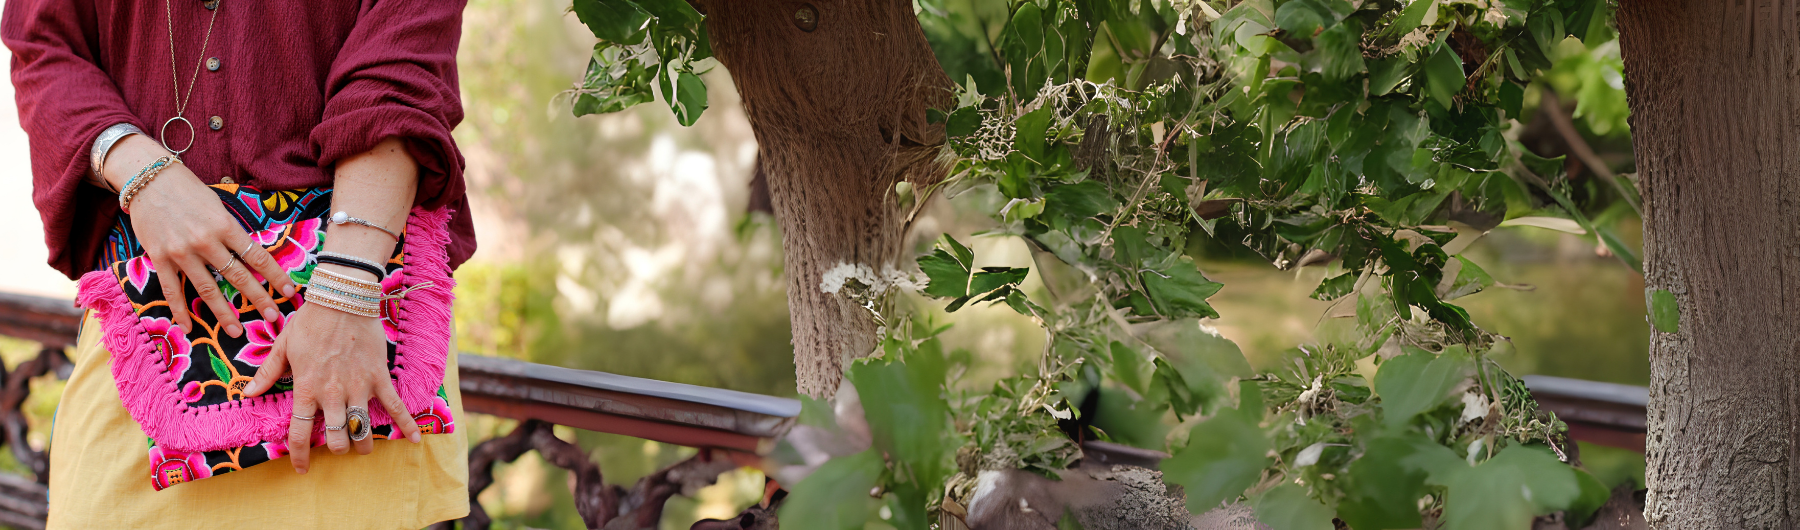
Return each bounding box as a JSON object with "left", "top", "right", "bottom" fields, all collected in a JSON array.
[
  {"left": 411, "top": 432, "right": 421, "bottom": 444},
  {"left": 228, "top": 324, "right": 243, "bottom": 337},
  {"left": 296, "top": 467, "right": 307, "bottom": 475},
  {"left": 282, "top": 284, "right": 296, "bottom": 297},
  {"left": 262, "top": 308, "right": 279, "bottom": 321}
]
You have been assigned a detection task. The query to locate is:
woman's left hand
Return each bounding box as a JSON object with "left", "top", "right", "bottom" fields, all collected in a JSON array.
[{"left": 243, "top": 298, "right": 421, "bottom": 474}]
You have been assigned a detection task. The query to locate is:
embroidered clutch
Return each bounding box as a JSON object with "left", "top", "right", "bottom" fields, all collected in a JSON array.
[{"left": 74, "top": 185, "right": 457, "bottom": 489}]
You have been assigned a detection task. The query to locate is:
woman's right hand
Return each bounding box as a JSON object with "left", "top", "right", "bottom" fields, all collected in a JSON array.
[{"left": 101, "top": 136, "right": 297, "bottom": 337}]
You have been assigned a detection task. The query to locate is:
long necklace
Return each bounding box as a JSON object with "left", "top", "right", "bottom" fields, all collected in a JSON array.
[{"left": 160, "top": 0, "right": 222, "bottom": 156}]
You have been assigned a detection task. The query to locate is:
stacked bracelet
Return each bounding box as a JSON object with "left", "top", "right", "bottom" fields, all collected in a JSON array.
[
  {"left": 306, "top": 267, "right": 385, "bottom": 318},
  {"left": 118, "top": 156, "right": 181, "bottom": 214},
  {"left": 317, "top": 252, "right": 386, "bottom": 280}
]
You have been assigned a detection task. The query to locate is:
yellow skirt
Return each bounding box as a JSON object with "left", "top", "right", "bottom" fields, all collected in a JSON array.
[{"left": 48, "top": 313, "right": 470, "bottom": 529}]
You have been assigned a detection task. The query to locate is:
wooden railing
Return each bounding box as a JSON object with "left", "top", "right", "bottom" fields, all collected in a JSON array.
[
  {"left": 0, "top": 291, "right": 798, "bottom": 529},
  {"left": 0, "top": 291, "right": 1654, "bottom": 528}
]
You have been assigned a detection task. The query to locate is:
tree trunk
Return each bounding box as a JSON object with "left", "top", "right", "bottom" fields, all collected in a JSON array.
[
  {"left": 1617, "top": 4, "right": 1800, "bottom": 527},
  {"left": 702, "top": 0, "right": 954, "bottom": 397}
]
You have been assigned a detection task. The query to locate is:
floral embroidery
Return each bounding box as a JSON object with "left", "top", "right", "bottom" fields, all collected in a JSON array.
[
  {"left": 148, "top": 445, "right": 212, "bottom": 490},
  {"left": 234, "top": 314, "right": 283, "bottom": 366},
  {"left": 413, "top": 394, "right": 455, "bottom": 435},
  {"left": 140, "top": 316, "right": 192, "bottom": 377},
  {"left": 125, "top": 255, "right": 155, "bottom": 293}
]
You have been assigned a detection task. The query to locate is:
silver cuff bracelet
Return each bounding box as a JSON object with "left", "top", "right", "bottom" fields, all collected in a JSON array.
[{"left": 91, "top": 123, "right": 145, "bottom": 189}]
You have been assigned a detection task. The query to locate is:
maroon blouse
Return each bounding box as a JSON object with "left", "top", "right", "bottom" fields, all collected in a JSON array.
[{"left": 3, "top": 0, "right": 475, "bottom": 279}]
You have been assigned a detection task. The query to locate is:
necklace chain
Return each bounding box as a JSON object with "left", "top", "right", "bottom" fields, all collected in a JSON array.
[{"left": 162, "top": 0, "right": 221, "bottom": 154}]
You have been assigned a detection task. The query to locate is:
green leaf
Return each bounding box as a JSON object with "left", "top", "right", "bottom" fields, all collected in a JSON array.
[
  {"left": 1648, "top": 289, "right": 1678, "bottom": 333},
  {"left": 1368, "top": 57, "right": 1409, "bottom": 97},
  {"left": 1315, "top": 19, "right": 1367, "bottom": 82},
  {"left": 668, "top": 70, "right": 708, "bottom": 126},
  {"left": 634, "top": 0, "right": 704, "bottom": 30},
  {"left": 1252, "top": 484, "right": 1335, "bottom": 530},
  {"left": 1339, "top": 436, "right": 1434, "bottom": 530},
  {"left": 1433, "top": 445, "right": 1580, "bottom": 530},
  {"left": 1110, "top": 341, "right": 1150, "bottom": 396},
  {"left": 1311, "top": 271, "right": 1357, "bottom": 301},
  {"left": 1423, "top": 44, "right": 1465, "bottom": 111},
  {"left": 1386, "top": 0, "right": 1434, "bottom": 37},
  {"left": 1373, "top": 346, "right": 1470, "bottom": 427},
  {"left": 1142, "top": 257, "right": 1224, "bottom": 319},
  {"left": 1161, "top": 403, "right": 1270, "bottom": 512},
  {"left": 945, "top": 107, "right": 982, "bottom": 138},
  {"left": 777, "top": 449, "right": 885, "bottom": 529},
  {"left": 847, "top": 340, "right": 952, "bottom": 490},
  {"left": 1016, "top": 106, "right": 1054, "bottom": 161},
  {"left": 1566, "top": 469, "right": 1612, "bottom": 528},
  {"left": 208, "top": 351, "right": 232, "bottom": 382},
  {"left": 1042, "top": 180, "right": 1118, "bottom": 223},
  {"left": 572, "top": 0, "right": 649, "bottom": 45},
  {"left": 1498, "top": 81, "right": 1525, "bottom": 119}
]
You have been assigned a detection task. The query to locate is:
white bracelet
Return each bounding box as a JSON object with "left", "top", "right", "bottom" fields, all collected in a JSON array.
[{"left": 329, "top": 211, "right": 401, "bottom": 241}]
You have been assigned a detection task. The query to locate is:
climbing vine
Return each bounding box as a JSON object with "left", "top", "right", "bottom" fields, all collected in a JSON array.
[{"left": 568, "top": 0, "right": 1636, "bottom": 527}]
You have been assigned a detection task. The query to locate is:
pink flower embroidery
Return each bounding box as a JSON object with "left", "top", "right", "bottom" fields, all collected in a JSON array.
[
  {"left": 140, "top": 316, "right": 192, "bottom": 377},
  {"left": 268, "top": 218, "right": 325, "bottom": 272},
  {"left": 180, "top": 381, "right": 205, "bottom": 403},
  {"left": 125, "top": 255, "right": 156, "bottom": 293},
  {"left": 234, "top": 313, "right": 284, "bottom": 366},
  {"left": 260, "top": 441, "right": 288, "bottom": 460},
  {"left": 148, "top": 445, "right": 212, "bottom": 490},
  {"left": 412, "top": 395, "right": 455, "bottom": 435},
  {"left": 379, "top": 267, "right": 405, "bottom": 342}
]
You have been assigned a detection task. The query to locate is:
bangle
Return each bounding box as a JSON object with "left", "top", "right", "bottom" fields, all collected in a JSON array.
[
  {"left": 118, "top": 156, "right": 181, "bottom": 214},
  {"left": 316, "top": 252, "right": 386, "bottom": 280},
  {"left": 92, "top": 123, "right": 144, "bottom": 192},
  {"left": 329, "top": 211, "right": 401, "bottom": 241}
]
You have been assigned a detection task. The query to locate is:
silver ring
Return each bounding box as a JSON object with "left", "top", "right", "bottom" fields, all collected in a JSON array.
[
  {"left": 325, "top": 424, "right": 345, "bottom": 432},
  {"left": 346, "top": 406, "right": 372, "bottom": 441},
  {"left": 291, "top": 413, "right": 316, "bottom": 422},
  {"left": 239, "top": 241, "right": 257, "bottom": 257}
]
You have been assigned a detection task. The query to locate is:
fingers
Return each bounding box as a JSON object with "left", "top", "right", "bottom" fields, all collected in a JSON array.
[
  {"left": 179, "top": 256, "right": 243, "bottom": 338},
  {"left": 244, "top": 335, "right": 288, "bottom": 398},
  {"left": 233, "top": 234, "right": 297, "bottom": 301},
  {"left": 288, "top": 390, "right": 317, "bottom": 474},
  {"left": 374, "top": 380, "right": 421, "bottom": 444},
  {"left": 155, "top": 254, "right": 193, "bottom": 333},
  {"left": 320, "top": 388, "right": 350, "bottom": 455},
  {"left": 208, "top": 243, "right": 280, "bottom": 323},
  {"left": 351, "top": 390, "right": 374, "bottom": 455}
]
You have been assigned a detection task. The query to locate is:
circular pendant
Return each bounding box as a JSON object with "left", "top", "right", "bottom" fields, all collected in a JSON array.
[{"left": 159, "top": 116, "right": 195, "bottom": 155}]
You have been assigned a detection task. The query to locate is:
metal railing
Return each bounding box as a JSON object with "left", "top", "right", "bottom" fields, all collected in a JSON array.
[{"left": 0, "top": 291, "right": 798, "bottom": 529}]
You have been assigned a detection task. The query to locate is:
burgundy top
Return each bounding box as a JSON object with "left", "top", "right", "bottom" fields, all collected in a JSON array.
[{"left": 3, "top": 0, "right": 475, "bottom": 279}]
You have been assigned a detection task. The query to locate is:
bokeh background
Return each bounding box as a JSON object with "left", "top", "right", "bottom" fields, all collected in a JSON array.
[{"left": 0, "top": 0, "right": 1646, "bottom": 526}]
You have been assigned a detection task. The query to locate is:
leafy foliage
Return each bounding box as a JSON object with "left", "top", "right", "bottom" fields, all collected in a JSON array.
[{"left": 567, "top": 0, "right": 1642, "bottom": 526}]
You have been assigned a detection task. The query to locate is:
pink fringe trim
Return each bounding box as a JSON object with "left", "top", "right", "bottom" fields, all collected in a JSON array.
[{"left": 77, "top": 207, "right": 458, "bottom": 453}]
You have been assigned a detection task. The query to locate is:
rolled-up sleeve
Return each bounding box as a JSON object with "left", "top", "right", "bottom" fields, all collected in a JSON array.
[
  {"left": 310, "top": 0, "right": 466, "bottom": 209},
  {"left": 4, "top": 0, "right": 145, "bottom": 278}
]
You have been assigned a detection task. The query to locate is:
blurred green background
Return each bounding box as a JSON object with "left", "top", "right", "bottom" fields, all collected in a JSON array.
[{"left": 0, "top": 0, "right": 1646, "bottom": 526}]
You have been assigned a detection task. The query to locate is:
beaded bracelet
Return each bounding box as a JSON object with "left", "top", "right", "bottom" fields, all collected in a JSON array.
[
  {"left": 316, "top": 255, "right": 385, "bottom": 280},
  {"left": 118, "top": 156, "right": 181, "bottom": 214},
  {"left": 313, "top": 267, "right": 382, "bottom": 290},
  {"left": 305, "top": 289, "right": 381, "bottom": 318}
]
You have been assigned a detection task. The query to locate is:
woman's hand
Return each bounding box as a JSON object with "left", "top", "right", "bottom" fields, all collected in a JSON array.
[
  {"left": 101, "top": 136, "right": 296, "bottom": 337},
  {"left": 243, "top": 295, "right": 421, "bottom": 473}
]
